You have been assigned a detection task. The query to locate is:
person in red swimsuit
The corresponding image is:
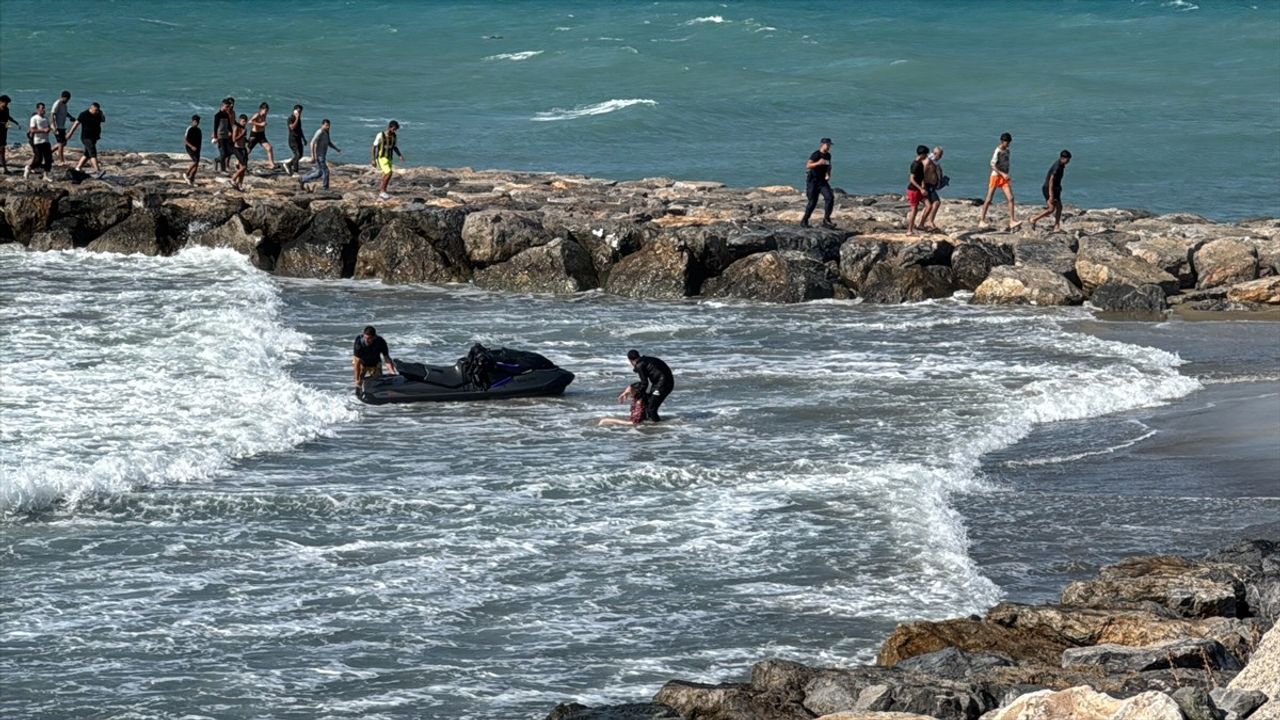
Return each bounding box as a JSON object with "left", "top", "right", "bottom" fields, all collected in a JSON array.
[{"left": 599, "top": 382, "right": 648, "bottom": 427}]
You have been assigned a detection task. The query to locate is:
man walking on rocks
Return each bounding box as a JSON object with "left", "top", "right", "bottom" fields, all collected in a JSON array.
[
  {"left": 50, "top": 91, "right": 71, "bottom": 165},
  {"left": 24, "top": 102, "right": 53, "bottom": 180},
  {"left": 372, "top": 120, "right": 403, "bottom": 200},
  {"left": 66, "top": 102, "right": 106, "bottom": 177},
  {"left": 1031, "top": 150, "right": 1072, "bottom": 232},
  {"left": 212, "top": 98, "right": 234, "bottom": 173},
  {"left": 300, "top": 119, "right": 341, "bottom": 192},
  {"left": 979, "top": 132, "right": 1020, "bottom": 230},
  {"left": 801, "top": 137, "right": 835, "bottom": 229},
  {"left": 0, "top": 95, "right": 15, "bottom": 174},
  {"left": 183, "top": 115, "right": 202, "bottom": 186},
  {"left": 285, "top": 105, "right": 305, "bottom": 176}
]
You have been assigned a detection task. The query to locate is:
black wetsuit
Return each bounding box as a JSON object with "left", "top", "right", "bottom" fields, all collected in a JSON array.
[
  {"left": 213, "top": 110, "right": 233, "bottom": 171},
  {"left": 287, "top": 115, "right": 305, "bottom": 174},
  {"left": 633, "top": 355, "right": 674, "bottom": 422},
  {"left": 802, "top": 150, "right": 833, "bottom": 225}
]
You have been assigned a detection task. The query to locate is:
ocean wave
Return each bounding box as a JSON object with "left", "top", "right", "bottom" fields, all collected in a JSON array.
[
  {"left": 483, "top": 50, "right": 543, "bottom": 62},
  {"left": 0, "top": 248, "right": 355, "bottom": 515},
  {"left": 531, "top": 98, "right": 657, "bottom": 122},
  {"left": 684, "top": 15, "right": 726, "bottom": 25}
]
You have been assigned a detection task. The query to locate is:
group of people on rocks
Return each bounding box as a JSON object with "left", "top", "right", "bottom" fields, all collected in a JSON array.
[
  {"left": 0, "top": 92, "right": 107, "bottom": 180},
  {"left": 803, "top": 132, "right": 1073, "bottom": 234},
  {"left": 352, "top": 327, "right": 674, "bottom": 427}
]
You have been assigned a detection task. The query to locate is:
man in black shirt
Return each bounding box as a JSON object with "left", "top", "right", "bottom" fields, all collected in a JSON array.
[
  {"left": 285, "top": 105, "right": 305, "bottom": 176},
  {"left": 212, "top": 98, "right": 233, "bottom": 173},
  {"left": 183, "top": 115, "right": 202, "bottom": 186},
  {"left": 0, "top": 95, "right": 13, "bottom": 174},
  {"left": 67, "top": 102, "right": 106, "bottom": 176},
  {"left": 353, "top": 325, "right": 395, "bottom": 389},
  {"left": 801, "top": 137, "right": 835, "bottom": 229},
  {"left": 622, "top": 349, "right": 674, "bottom": 422},
  {"left": 1031, "top": 150, "right": 1072, "bottom": 232}
]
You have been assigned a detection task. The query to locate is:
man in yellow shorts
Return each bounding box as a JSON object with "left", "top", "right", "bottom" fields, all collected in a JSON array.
[
  {"left": 371, "top": 120, "right": 404, "bottom": 200},
  {"left": 979, "top": 132, "right": 1021, "bottom": 230}
]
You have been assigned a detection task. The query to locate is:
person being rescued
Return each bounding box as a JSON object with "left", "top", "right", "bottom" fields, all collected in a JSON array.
[
  {"left": 599, "top": 382, "right": 648, "bottom": 427},
  {"left": 352, "top": 325, "right": 396, "bottom": 389}
]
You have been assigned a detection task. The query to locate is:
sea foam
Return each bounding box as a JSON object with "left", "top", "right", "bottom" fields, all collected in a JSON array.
[{"left": 532, "top": 98, "right": 657, "bottom": 122}]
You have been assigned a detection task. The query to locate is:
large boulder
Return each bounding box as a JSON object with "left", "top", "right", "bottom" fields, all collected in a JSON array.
[
  {"left": 839, "top": 238, "right": 889, "bottom": 288},
  {"left": 273, "top": 207, "right": 357, "bottom": 278},
  {"left": 1206, "top": 539, "right": 1280, "bottom": 623},
  {"left": 986, "top": 686, "right": 1184, "bottom": 720},
  {"left": 1089, "top": 281, "right": 1169, "bottom": 313},
  {"left": 1061, "top": 555, "right": 1248, "bottom": 618},
  {"left": 703, "top": 250, "right": 839, "bottom": 303},
  {"left": 1228, "top": 625, "right": 1280, "bottom": 718},
  {"left": 542, "top": 216, "right": 648, "bottom": 281},
  {"left": 951, "top": 239, "right": 1015, "bottom": 291},
  {"left": 972, "top": 266, "right": 1085, "bottom": 306},
  {"left": 727, "top": 225, "right": 851, "bottom": 263},
  {"left": 462, "top": 209, "right": 549, "bottom": 265},
  {"left": 54, "top": 190, "right": 133, "bottom": 245},
  {"left": 654, "top": 679, "right": 811, "bottom": 720},
  {"left": 1061, "top": 638, "right": 1241, "bottom": 674},
  {"left": 1169, "top": 687, "right": 1224, "bottom": 720},
  {"left": 858, "top": 263, "right": 955, "bottom": 303},
  {"left": 1226, "top": 276, "right": 1280, "bottom": 305},
  {"left": 353, "top": 217, "right": 470, "bottom": 284},
  {"left": 878, "top": 617, "right": 1069, "bottom": 667},
  {"left": 5, "top": 188, "right": 66, "bottom": 243},
  {"left": 85, "top": 207, "right": 170, "bottom": 256},
  {"left": 801, "top": 668, "right": 995, "bottom": 720},
  {"left": 893, "top": 647, "right": 1015, "bottom": 680},
  {"left": 473, "top": 237, "right": 597, "bottom": 294},
  {"left": 1249, "top": 237, "right": 1280, "bottom": 277},
  {"left": 160, "top": 195, "right": 246, "bottom": 245},
  {"left": 1127, "top": 236, "right": 1198, "bottom": 288},
  {"left": 1076, "top": 237, "right": 1178, "bottom": 295},
  {"left": 604, "top": 238, "right": 701, "bottom": 298},
  {"left": 1013, "top": 238, "right": 1079, "bottom": 281},
  {"left": 544, "top": 702, "right": 682, "bottom": 720},
  {"left": 1194, "top": 239, "right": 1259, "bottom": 289},
  {"left": 240, "top": 198, "right": 310, "bottom": 247},
  {"left": 188, "top": 214, "right": 272, "bottom": 269},
  {"left": 1209, "top": 687, "right": 1267, "bottom": 720}
]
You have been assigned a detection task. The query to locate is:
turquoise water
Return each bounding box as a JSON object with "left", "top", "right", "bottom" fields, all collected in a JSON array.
[{"left": 2, "top": 0, "right": 1277, "bottom": 218}]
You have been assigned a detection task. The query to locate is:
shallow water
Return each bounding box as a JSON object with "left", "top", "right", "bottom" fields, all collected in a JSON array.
[
  {"left": 1, "top": 1, "right": 1277, "bottom": 218},
  {"left": 4, "top": 248, "right": 1277, "bottom": 718}
]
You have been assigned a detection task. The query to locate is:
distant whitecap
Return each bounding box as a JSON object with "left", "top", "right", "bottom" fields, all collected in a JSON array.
[{"left": 531, "top": 98, "right": 658, "bottom": 122}]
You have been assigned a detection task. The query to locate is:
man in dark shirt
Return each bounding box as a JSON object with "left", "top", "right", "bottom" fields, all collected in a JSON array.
[
  {"left": 285, "top": 105, "right": 305, "bottom": 176},
  {"left": 1031, "top": 150, "right": 1072, "bottom": 232},
  {"left": 183, "top": 115, "right": 202, "bottom": 186},
  {"left": 67, "top": 102, "right": 106, "bottom": 176},
  {"left": 0, "top": 94, "right": 13, "bottom": 174},
  {"left": 353, "top": 325, "right": 395, "bottom": 389},
  {"left": 906, "top": 144, "right": 929, "bottom": 236},
  {"left": 212, "top": 98, "right": 233, "bottom": 173},
  {"left": 621, "top": 349, "right": 674, "bottom": 422},
  {"left": 801, "top": 137, "right": 835, "bottom": 229}
]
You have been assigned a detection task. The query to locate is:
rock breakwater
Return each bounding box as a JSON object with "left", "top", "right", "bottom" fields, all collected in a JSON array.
[
  {"left": 546, "top": 537, "right": 1280, "bottom": 720},
  {"left": 3, "top": 152, "right": 1279, "bottom": 315}
]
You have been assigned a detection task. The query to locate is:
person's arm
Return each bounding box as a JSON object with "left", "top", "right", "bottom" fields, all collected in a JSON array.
[
  {"left": 371, "top": 137, "right": 378, "bottom": 166},
  {"left": 805, "top": 155, "right": 827, "bottom": 170},
  {"left": 331, "top": 138, "right": 341, "bottom": 154},
  {"left": 1046, "top": 172, "right": 1058, "bottom": 205},
  {"left": 381, "top": 341, "right": 395, "bottom": 374},
  {"left": 309, "top": 135, "right": 318, "bottom": 162},
  {"left": 617, "top": 384, "right": 635, "bottom": 402},
  {"left": 289, "top": 114, "right": 300, "bottom": 132},
  {"left": 66, "top": 120, "right": 80, "bottom": 142},
  {"left": 909, "top": 165, "right": 926, "bottom": 193},
  {"left": 393, "top": 144, "right": 403, "bottom": 160},
  {"left": 185, "top": 131, "right": 197, "bottom": 153}
]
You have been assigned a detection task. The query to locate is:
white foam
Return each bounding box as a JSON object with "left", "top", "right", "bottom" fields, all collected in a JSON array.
[
  {"left": 531, "top": 98, "right": 658, "bottom": 122},
  {"left": 0, "top": 248, "right": 355, "bottom": 514},
  {"left": 684, "top": 15, "right": 726, "bottom": 25},
  {"left": 483, "top": 50, "right": 543, "bottom": 62}
]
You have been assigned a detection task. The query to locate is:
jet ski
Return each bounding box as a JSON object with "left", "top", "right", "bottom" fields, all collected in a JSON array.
[{"left": 357, "top": 343, "right": 574, "bottom": 405}]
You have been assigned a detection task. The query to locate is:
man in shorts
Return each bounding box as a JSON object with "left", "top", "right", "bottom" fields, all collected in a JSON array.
[
  {"left": 371, "top": 120, "right": 403, "bottom": 200},
  {"left": 66, "top": 102, "right": 106, "bottom": 176},
  {"left": 183, "top": 115, "right": 202, "bottom": 186},
  {"left": 1031, "top": 150, "right": 1072, "bottom": 232},
  {"left": 246, "top": 102, "right": 276, "bottom": 170},
  {"left": 231, "top": 114, "right": 249, "bottom": 191},
  {"left": 24, "top": 102, "right": 53, "bottom": 179},
  {"left": 352, "top": 325, "right": 395, "bottom": 389},
  {"left": 921, "top": 146, "right": 946, "bottom": 232},
  {"left": 906, "top": 144, "right": 930, "bottom": 236},
  {"left": 978, "top": 132, "right": 1020, "bottom": 230},
  {"left": 0, "top": 95, "right": 16, "bottom": 174},
  {"left": 50, "top": 90, "right": 71, "bottom": 164}
]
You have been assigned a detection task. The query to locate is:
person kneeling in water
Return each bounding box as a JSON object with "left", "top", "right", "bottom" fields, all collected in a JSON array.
[
  {"left": 352, "top": 325, "right": 395, "bottom": 389},
  {"left": 599, "top": 382, "right": 648, "bottom": 427}
]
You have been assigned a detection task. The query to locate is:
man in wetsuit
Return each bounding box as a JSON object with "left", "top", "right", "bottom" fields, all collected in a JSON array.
[
  {"left": 353, "top": 325, "right": 395, "bottom": 389},
  {"left": 1031, "top": 150, "right": 1072, "bottom": 232},
  {"left": 801, "top": 137, "right": 835, "bottom": 229},
  {"left": 285, "top": 105, "right": 304, "bottom": 176},
  {"left": 622, "top": 349, "right": 674, "bottom": 422}
]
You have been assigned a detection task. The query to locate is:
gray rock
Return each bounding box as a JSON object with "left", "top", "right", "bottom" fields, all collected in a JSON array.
[
  {"left": 544, "top": 702, "right": 683, "bottom": 720},
  {"left": 353, "top": 217, "right": 470, "bottom": 284},
  {"left": 1195, "top": 239, "right": 1259, "bottom": 289},
  {"left": 971, "top": 265, "right": 1085, "bottom": 306},
  {"left": 1013, "top": 237, "right": 1079, "bottom": 282},
  {"left": 5, "top": 188, "right": 66, "bottom": 243},
  {"left": 1209, "top": 687, "right": 1268, "bottom": 719},
  {"left": 473, "top": 237, "right": 597, "bottom": 294},
  {"left": 1089, "top": 281, "right": 1169, "bottom": 313},
  {"left": 462, "top": 208, "right": 549, "bottom": 265},
  {"left": 28, "top": 227, "right": 76, "bottom": 251},
  {"left": 1172, "top": 686, "right": 1226, "bottom": 720},
  {"left": 1128, "top": 236, "right": 1199, "bottom": 288},
  {"left": 159, "top": 195, "right": 246, "bottom": 245},
  {"left": 749, "top": 658, "right": 816, "bottom": 699},
  {"left": 55, "top": 189, "right": 133, "bottom": 244},
  {"left": 1076, "top": 236, "right": 1179, "bottom": 295},
  {"left": 604, "top": 238, "right": 701, "bottom": 298},
  {"left": 85, "top": 207, "right": 170, "bottom": 256},
  {"left": 274, "top": 207, "right": 357, "bottom": 278},
  {"left": 895, "top": 647, "right": 1016, "bottom": 680},
  {"left": 188, "top": 214, "right": 272, "bottom": 269},
  {"left": 1206, "top": 539, "right": 1280, "bottom": 623},
  {"left": 802, "top": 668, "right": 995, "bottom": 720},
  {"left": 1061, "top": 554, "right": 1248, "bottom": 619},
  {"left": 951, "top": 239, "right": 1015, "bottom": 291},
  {"left": 654, "top": 679, "right": 811, "bottom": 720},
  {"left": 1061, "top": 637, "right": 1241, "bottom": 674},
  {"left": 241, "top": 198, "right": 310, "bottom": 246},
  {"left": 858, "top": 263, "right": 955, "bottom": 303},
  {"left": 703, "top": 250, "right": 839, "bottom": 303},
  {"left": 838, "top": 237, "right": 889, "bottom": 288}
]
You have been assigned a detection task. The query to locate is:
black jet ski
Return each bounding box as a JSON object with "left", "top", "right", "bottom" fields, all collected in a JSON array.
[{"left": 357, "top": 344, "right": 574, "bottom": 405}]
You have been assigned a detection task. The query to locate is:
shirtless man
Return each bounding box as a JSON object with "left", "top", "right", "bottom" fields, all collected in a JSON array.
[{"left": 246, "top": 102, "right": 276, "bottom": 169}]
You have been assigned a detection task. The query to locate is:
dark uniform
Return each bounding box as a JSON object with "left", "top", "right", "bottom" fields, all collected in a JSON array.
[{"left": 633, "top": 355, "right": 674, "bottom": 422}]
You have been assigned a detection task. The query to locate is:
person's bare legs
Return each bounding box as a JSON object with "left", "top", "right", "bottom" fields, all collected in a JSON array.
[
  {"left": 906, "top": 201, "right": 920, "bottom": 236},
  {"left": 1031, "top": 199, "right": 1057, "bottom": 230},
  {"left": 1002, "top": 185, "right": 1019, "bottom": 228},
  {"left": 978, "top": 185, "right": 997, "bottom": 226},
  {"left": 379, "top": 171, "right": 392, "bottom": 195},
  {"left": 263, "top": 141, "right": 276, "bottom": 169},
  {"left": 924, "top": 197, "right": 942, "bottom": 231}
]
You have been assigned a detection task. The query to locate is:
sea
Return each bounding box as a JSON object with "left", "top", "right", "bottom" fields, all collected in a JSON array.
[{"left": 2, "top": 2, "right": 1279, "bottom": 719}]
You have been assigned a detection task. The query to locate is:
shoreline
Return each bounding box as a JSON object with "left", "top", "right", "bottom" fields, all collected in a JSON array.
[{"left": 1, "top": 151, "right": 1277, "bottom": 318}]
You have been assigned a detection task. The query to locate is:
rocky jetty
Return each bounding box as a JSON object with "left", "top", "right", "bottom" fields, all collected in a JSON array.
[
  {"left": 3, "top": 152, "right": 1279, "bottom": 315},
  {"left": 545, "top": 537, "right": 1280, "bottom": 720}
]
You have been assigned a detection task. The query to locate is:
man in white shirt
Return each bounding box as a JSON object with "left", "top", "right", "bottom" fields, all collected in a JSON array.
[{"left": 25, "top": 102, "right": 53, "bottom": 179}]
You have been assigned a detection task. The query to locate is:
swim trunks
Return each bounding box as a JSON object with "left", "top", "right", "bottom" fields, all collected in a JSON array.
[
  {"left": 82, "top": 138, "right": 97, "bottom": 159},
  {"left": 907, "top": 187, "right": 926, "bottom": 208},
  {"left": 248, "top": 131, "right": 268, "bottom": 149},
  {"left": 989, "top": 174, "right": 1011, "bottom": 190},
  {"left": 377, "top": 156, "right": 394, "bottom": 175}
]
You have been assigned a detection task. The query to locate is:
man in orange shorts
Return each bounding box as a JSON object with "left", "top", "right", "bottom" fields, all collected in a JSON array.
[{"left": 979, "top": 132, "right": 1020, "bottom": 230}]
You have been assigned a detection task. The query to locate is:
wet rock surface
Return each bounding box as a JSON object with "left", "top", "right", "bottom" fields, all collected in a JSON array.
[{"left": 3, "top": 152, "right": 1277, "bottom": 316}]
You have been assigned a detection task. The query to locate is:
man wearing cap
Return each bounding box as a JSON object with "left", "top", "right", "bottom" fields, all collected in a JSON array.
[
  {"left": 801, "top": 137, "right": 836, "bottom": 229},
  {"left": 371, "top": 120, "right": 404, "bottom": 200}
]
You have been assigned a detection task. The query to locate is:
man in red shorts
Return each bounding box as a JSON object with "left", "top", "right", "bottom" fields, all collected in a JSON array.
[{"left": 906, "top": 145, "right": 930, "bottom": 236}]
